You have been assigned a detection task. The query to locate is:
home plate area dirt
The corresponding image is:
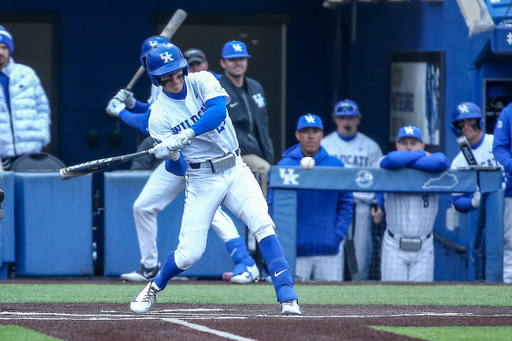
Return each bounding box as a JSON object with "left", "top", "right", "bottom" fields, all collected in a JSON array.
[{"left": 1, "top": 303, "right": 511, "bottom": 341}]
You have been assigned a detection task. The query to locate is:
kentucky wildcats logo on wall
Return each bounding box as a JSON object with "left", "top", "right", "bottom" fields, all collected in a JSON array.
[{"left": 279, "top": 169, "right": 299, "bottom": 185}]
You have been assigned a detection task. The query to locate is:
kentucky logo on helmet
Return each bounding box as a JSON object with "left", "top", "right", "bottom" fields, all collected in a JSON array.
[
  {"left": 149, "top": 40, "right": 159, "bottom": 47},
  {"left": 160, "top": 52, "right": 174, "bottom": 63},
  {"left": 458, "top": 104, "right": 469, "bottom": 113}
]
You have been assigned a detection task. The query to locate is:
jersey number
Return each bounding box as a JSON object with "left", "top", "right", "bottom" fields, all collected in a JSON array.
[
  {"left": 216, "top": 120, "right": 226, "bottom": 134},
  {"left": 422, "top": 194, "right": 429, "bottom": 208}
]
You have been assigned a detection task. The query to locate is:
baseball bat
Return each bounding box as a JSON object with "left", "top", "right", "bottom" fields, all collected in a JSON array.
[
  {"left": 125, "top": 9, "right": 188, "bottom": 91},
  {"left": 456, "top": 135, "right": 478, "bottom": 166},
  {"left": 59, "top": 148, "right": 154, "bottom": 180}
]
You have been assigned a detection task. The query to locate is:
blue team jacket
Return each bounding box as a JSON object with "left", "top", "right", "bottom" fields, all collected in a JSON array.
[
  {"left": 268, "top": 144, "right": 354, "bottom": 257},
  {"left": 493, "top": 104, "right": 512, "bottom": 198}
]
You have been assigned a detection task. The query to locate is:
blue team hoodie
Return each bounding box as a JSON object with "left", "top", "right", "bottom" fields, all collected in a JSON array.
[
  {"left": 268, "top": 144, "right": 354, "bottom": 257},
  {"left": 493, "top": 104, "right": 512, "bottom": 198}
]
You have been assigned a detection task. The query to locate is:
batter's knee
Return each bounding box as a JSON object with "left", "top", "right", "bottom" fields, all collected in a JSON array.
[
  {"left": 133, "top": 197, "right": 156, "bottom": 217},
  {"left": 174, "top": 248, "right": 204, "bottom": 270}
]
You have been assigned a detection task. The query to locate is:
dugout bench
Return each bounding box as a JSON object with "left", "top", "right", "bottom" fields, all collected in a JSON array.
[{"left": 269, "top": 166, "right": 504, "bottom": 282}]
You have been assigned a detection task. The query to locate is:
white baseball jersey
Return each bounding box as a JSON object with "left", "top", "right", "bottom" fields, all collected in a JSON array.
[
  {"left": 451, "top": 134, "right": 499, "bottom": 169},
  {"left": 322, "top": 132, "right": 383, "bottom": 202},
  {"left": 384, "top": 192, "right": 438, "bottom": 237},
  {"left": 149, "top": 71, "right": 238, "bottom": 163},
  {"left": 148, "top": 85, "right": 161, "bottom": 106}
]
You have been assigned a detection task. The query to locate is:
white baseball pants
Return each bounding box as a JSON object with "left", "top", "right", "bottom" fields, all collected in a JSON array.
[
  {"left": 380, "top": 230, "right": 434, "bottom": 282},
  {"left": 133, "top": 162, "right": 240, "bottom": 268},
  {"left": 296, "top": 240, "right": 345, "bottom": 281},
  {"left": 504, "top": 197, "right": 512, "bottom": 283},
  {"left": 174, "top": 157, "right": 276, "bottom": 270}
]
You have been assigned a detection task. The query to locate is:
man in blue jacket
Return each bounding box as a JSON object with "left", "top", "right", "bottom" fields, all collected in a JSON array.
[
  {"left": 492, "top": 104, "right": 512, "bottom": 283},
  {"left": 268, "top": 114, "right": 354, "bottom": 281}
]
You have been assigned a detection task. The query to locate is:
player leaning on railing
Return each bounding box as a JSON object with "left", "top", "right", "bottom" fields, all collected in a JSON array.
[{"left": 373, "top": 126, "right": 450, "bottom": 282}]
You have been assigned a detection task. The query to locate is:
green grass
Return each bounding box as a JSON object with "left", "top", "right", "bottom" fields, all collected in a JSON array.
[
  {"left": 370, "top": 326, "right": 512, "bottom": 341},
  {"left": 0, "top": 326, "right": 61, "bottom": 341},
  {"left": 1, "top": 283, "right": 511, "bottom": 306}
]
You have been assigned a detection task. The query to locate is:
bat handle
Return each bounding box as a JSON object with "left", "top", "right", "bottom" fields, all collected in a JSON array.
[{"left": 126, "top": 66, "right": 146, "bottom": 91}]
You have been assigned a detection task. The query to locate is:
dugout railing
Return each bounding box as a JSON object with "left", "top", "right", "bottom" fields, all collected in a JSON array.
[{"left": 269, "top": 166, "right": 504, "bottom": 282}]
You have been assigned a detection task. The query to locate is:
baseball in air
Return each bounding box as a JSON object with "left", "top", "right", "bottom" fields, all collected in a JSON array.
[{"left": 300, "top": 157, "right": 315, "bottom": 170}]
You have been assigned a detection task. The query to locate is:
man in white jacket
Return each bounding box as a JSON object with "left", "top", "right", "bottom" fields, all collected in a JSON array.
[{"left": 0, "top": 25, "right": 51, "bottom": 170}]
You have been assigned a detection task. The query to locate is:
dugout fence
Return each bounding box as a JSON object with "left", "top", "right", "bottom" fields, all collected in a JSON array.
[{"left": 269, "top": 166, "right": 504, "bottom": 282}]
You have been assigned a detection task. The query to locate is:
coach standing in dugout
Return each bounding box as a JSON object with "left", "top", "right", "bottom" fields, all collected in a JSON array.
[
  {"left": 0, "top": 25, "right": 51, "bottom": 170},
  {"left": 183, "top": 48, "right": 221, "bottom": 79},
  {"left": 219, "top": 41, "right": 274, "bottom": 197},
  {"left": 268, "top": 114, "right": 354, "bottom": 281},
  {"left": 321, "top": 100, "right": 383, "bottom": 281}
]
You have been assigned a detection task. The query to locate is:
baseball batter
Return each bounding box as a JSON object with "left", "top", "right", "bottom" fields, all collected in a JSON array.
[
  {"left": 321, "top": 99, "right": 383, "bottom": 280},
  {"left": 106, "top": 36, "right": 259, "bottom": 284},
  {"left": 377, "top": 126, "right": 449, "bottom": 282},
  {"left": 130, "top": 42, "right": 300, "bottom": 315}
]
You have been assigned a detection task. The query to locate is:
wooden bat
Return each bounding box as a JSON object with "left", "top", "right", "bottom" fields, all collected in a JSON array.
[
  {"left": 59, "top": 148, "right": 154, "bottom": 180},
  {"left": 456, "top": 135, "right": 478, "bottom": 166},
  {"left": 125, "top": 9, "right": 188, "bottom": 90}
]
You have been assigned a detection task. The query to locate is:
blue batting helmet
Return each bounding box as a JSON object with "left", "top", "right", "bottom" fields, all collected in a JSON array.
[
  {"left": 334, "top": 99, "right": 360, "bottom": 116},
  {"left": 451, "top": 102, "right": 484, "bottom": 137},
  {"left": 140, "top": 36, "right": 171, "bottom": 67},
  {"left": 146, "top": 42, "right": 188, "bottom": 86}
]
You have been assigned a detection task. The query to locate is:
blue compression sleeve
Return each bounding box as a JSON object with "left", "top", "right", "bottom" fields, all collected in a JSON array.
[
  {"left": 380, "top": 150, "right": 426, "bottom": 169},
  {"left": 118, "top": 110, "right": 151, "bottom": 135},
  {"left": 410, "top": 152, "right": 450, "bottom": 171},
  {"left": 493, "top": 106, "right": 512, "bottom": 174},
  {"left": 131, "top": 100, "right": 150, "bottom": 113},
  {"left": 189, "top": 96, "right": 227, "bottom": 136},
  {"left": 453, "top": 195, "right": 475, "bottom": 212},
  {"left": 164, "top": 154, "right": 188, "bottom": 176}
]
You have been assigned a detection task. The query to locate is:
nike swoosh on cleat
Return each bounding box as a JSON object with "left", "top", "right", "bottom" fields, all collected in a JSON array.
[
  {"left": 229, "top": 102, "right": 239, "bottom": 108},
  {"left": 274, "top": 269, "right": 287, "bottom": 277}
]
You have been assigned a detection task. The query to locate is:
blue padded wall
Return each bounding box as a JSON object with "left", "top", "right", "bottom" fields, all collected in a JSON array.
[
  {"left": 104, "top": 171, "right": 247, "bottom": 278},
  {"left": 0, "top": 172, "right": 15, "bottom": 279},
  {"left": 14, "top": 173, "right": 93, "bottom": 276}
]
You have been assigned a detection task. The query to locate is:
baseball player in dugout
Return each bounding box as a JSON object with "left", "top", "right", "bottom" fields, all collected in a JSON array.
[
  {"left": 218, "top": 41, "right": 274, "bottom": 198},
  {"left": 450, "top": 103, "right": 501, "bottom": 212},
  {"left": 106, "top": 36, "right": 260, "bottom": 285},
  {"left": 130, "top": 42, "right": 301, "bottom": 315},
  {"left": 492, "top": 95, "right": 512, "bottom": 283},
  {"left": 268, "top": 114, "right": 354, "bottom": 281},
  {"left": 321, "top": 100, "right": 383, "bottom": 280},
  {"left": 183, "top": 48, "right": 221, "bottom": 79},
  {"left": 373, "top": 126, "right": 449, "bottom": 282},
  {"left": 0, "top": 25, "right": 51, "bottom": 171}
]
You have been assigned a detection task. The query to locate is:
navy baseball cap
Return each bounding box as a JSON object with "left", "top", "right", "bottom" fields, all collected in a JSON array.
[
  {"left": 396, "top": 126, "right": 423, "bottom": 143},
  {"left": 0, "top": 26, "right": 14, "bottom": 53},
  {"left": 297, "top": 114, "right": 324, "bottom": 131},
  {"left": 334, "top": 99, "right": 360, "bottom": 117},
  {"left": 184, "top": 48, "right": 206, "bottom": 64},
  {"left": 222, "top": 41, "right": 251, "bottom": 59}
]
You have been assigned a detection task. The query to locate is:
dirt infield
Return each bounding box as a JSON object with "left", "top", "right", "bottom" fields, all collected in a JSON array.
[{"left": 1, "top": 302, "right": 512, "bottom": 341}]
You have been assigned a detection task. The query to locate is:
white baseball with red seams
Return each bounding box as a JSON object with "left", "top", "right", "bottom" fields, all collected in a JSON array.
[{"left": 300, "top": 157, "right": 315, "bottom": 170}]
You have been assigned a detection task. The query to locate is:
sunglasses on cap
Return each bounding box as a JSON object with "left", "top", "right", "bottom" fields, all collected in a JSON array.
[{"left": 336, "top": 105, "right": 357, "bottom": 113}]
